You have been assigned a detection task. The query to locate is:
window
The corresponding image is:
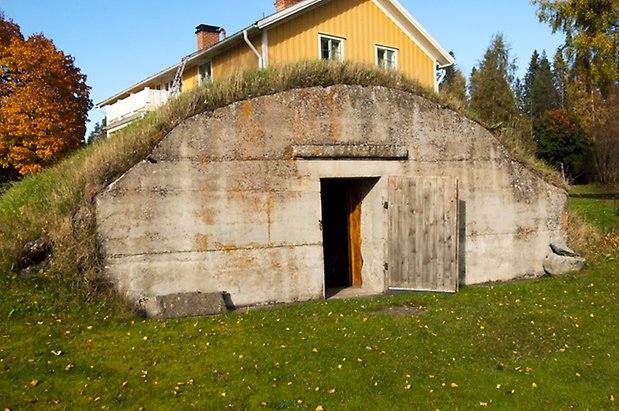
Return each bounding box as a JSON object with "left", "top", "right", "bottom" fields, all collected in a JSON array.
[
  {"left": 198, "top": 62, "right": 212, "bottom": 86},
  {"left": 319, "top": 34, "right": 344, "bottom": 61},
  {"left": 376, "top": 45, "right": 398, "bottom": 69}
]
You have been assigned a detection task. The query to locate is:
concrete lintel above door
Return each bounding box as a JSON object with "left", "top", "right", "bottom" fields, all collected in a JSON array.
[{"left": 292, "top": 144, "right": 408, "bottom": 160}]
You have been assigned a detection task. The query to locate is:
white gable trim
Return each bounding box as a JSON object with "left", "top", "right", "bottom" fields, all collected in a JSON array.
[
  {"left": 371, "top": 0, "right": 454, "bottom": 68},
  {"left": 258, "top": 0, "right": 454, "bottom": 68}
]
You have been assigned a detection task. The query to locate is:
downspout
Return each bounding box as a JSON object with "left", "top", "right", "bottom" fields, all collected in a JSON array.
[
  {"left": 243, "top": 29, "right": 263, "bottom": 69},
  {"left": 436, "top": 64, "right": 446, "bottom": 93}
]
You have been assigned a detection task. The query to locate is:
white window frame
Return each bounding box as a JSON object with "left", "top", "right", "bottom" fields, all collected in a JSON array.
[
  {"left": 318, "top": 33, "right": 345, "bottom": 62},
  {"left": 198, "top": 61, "right": 212, "bottom": 86},
  {"left": 375, "top": 44, "right": 398, "bottom": 70}
]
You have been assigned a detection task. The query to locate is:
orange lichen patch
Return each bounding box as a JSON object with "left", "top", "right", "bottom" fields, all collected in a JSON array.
[
  {"left": 562, "top": 209, "right": 569, "bottom": 232},
  {"left": 214, "top": 243, "right": 239, "bottom": 251},
  {"left": 195, "top": 233, "right": 210, "bottom": 251},
  {"left": 327, "top": 86, "right": 336, "bottom": 108},
  {"left": 197, "top": 208, "right": 217, "bottom": 225},
  {"left": 266, "top": 193, "right": 273, "bottom": 245},
  {"left": 326, "top": 87, "right": 342, "bottom": 141},
  {"left": 242, "top": 101, "right": 253, "bottom": 119}
]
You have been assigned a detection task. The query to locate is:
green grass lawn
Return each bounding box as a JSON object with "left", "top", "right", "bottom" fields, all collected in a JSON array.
[
  {"left": 569, "top": 184, "right": 619, "bottom": 232},
  {"left": 1, "top": 186, "right": 618, "bottom": 410}
]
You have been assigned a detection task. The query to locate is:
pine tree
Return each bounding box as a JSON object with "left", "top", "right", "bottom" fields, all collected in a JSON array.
[
  {"left": 552, "top": 49, "right": 569, "bottom": 110},
  {"left": 521, "top": 50, "right": 541, "bottom": 116},
  {"left": 469, "top": 34, "right": 517, "bottom": 126},
  {"left": 530, "top": 52, "right": 560, "bottom": 122},
  {"left": 87, "top": 119, "right": 107, "bottom": 145}
]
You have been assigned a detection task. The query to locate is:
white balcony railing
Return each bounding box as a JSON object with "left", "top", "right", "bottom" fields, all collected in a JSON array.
[{"left": 106, "top": 88, "right": 170, "bottom": 133}]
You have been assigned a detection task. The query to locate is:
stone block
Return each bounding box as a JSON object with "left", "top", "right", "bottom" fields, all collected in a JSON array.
[
  {"left": 543, "top": 252, "right": 586, "bottom": 276},
  {"left": 150, "top": 292, "right": 228, "bottom": 319}
]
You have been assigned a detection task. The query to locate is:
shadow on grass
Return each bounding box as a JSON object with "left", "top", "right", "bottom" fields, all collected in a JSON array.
[{"left": 569, "top": 193, "right": 619, "bottom": 200}]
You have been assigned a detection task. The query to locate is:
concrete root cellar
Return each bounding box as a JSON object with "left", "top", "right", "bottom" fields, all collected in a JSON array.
[{"left": 96, "top": 85, "right": 567, "bottom": 318}]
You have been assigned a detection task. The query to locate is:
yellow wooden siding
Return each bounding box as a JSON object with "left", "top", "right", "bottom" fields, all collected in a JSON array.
[
  {"left": 212, "top": 36, "right": 263, "bottom": 80},
  {"left": 182, "top": 36, "right": 263, "bottom": 90},
  {"left": 182, "top": 66, "right": 199, "bottom": 92},
  {"left": 267, "top": 0, "right": 435, "bottom": 87},
  {"left": 180, "top": 0, "right": 435, "bottom": 91}
]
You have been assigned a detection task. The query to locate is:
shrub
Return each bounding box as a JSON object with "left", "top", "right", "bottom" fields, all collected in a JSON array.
[{"left": 535, "top": 109, "right": 593, "bottom": 182}]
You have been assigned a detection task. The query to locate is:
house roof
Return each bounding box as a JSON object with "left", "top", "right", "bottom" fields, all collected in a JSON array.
[{"left": 96, "top": 0, "right": 454, "bottom": 109}]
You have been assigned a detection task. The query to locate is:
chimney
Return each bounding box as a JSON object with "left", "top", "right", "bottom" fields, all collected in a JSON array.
[
  {"left": 275, "top": 0, "right": 304, "bottom": 13},
  {"left": 196, "top": 24, "right": 222, "bottom": 51}
]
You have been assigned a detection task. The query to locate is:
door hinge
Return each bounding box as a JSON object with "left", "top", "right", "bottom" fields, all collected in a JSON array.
[
  {"left": 383, "top": 201, "right": 389, "bottom": 209},
  {"left": 384, "top": 262, "right": 389, "bottom": 271}
]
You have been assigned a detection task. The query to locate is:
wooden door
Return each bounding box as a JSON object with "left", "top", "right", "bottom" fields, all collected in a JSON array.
[
  {"left": 348, "top": 184, "right": 362, "bottom": 287},
  {"left": 387, "top": 177, "right": 459, "bottom": 292}
]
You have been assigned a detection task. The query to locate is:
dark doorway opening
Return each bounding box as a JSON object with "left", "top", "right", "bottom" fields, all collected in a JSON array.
[{"left": 321, "top": 179, "right": 366, "bottom": 290}]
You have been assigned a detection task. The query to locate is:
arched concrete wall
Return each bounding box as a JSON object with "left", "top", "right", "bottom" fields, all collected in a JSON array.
[{"left": 96, "top": 85, "right": 566, "bottom": 316}]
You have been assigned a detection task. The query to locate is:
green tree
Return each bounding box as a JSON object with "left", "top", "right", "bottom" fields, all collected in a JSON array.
[
  {"left": 552, "top": 49, "right": 569, "bottom": 109},
  {"left": 530, "top": 52, "right": 560, "bottom": 122},
  {"left": 520, "top": 50, "right": 541, "bottom": 115},
  {"left": 0, "top": 11, "right": 92, "bottom": 177},
  {"left": 87, "top": 118, "right": 107, "bottom": 145},
  {"left": 439, "top": 52, "right": 467, "bottom": 107},
  {"left": 533, "top": 0, "right": 618, "bottom": 98},
  {"left": 535, "top": 109, "right": 593, "bottom": 181},
  {"left": 469, "top": 34, "right": 517, "bottom": 125},
  {"left": 589, "top": 85, "right": 619, "bottom": 184}
]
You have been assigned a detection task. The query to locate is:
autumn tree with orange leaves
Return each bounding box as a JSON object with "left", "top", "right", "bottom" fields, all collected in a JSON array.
[{"left": 0, "top": 12, "right": 91, "bottom": 179}]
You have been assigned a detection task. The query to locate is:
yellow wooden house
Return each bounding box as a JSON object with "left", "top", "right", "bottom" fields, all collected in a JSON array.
[{"left": 97, "top": 0, "right": 454, "bottom": 134}]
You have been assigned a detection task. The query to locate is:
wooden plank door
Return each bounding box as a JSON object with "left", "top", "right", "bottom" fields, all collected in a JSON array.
[
  {"left": 387, "top": 176, "right": 459, "bottom": 292},
  {"left": 348, "top": 184, "right": 362, "bottom": 287}
]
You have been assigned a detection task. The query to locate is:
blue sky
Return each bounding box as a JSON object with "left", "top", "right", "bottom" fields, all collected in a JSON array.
[{"left": 1, "top": 0, "right": 563, "bottom": 136}]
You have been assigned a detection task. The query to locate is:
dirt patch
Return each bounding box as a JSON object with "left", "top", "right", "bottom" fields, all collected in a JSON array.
[{"left": 374, "top": 304, "right": 426, "bottom": 316}]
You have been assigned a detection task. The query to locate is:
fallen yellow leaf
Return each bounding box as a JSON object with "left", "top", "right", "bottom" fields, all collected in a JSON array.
[
  {"left": 30, "top": 379, "right": 39, "bottom": 388},
  {"left": 450, "top": 383, "right": 458, "bottom": 388},
  {"left": 610, "top": 394, "right": 615, "bottom": 401},
  {"left": 532, "top": 382, "right": 538, "bottom": 388},
  {"left": 316, "top": 406, "right": 324, "bottom": 411}
]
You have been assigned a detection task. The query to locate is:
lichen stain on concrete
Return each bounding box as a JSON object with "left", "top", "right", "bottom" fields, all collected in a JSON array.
[
  {"left": 214, "top": 242, "right": 239, "bottom": 251},
  {"left": 195, "top": 233, "right": 209, "bottom": 251},
  {"left": 197, "top": 207, "right": 218, "bottom": 226},
  {"left": 218, "top": 248, "right": 257, "bottom": 269},
  {"left": 562, "top": 209, "right": 569, "bottom": 232},
  {"left": 326, "top": 87, "right": 342, "bottom": 141},
  {"left": 266, "top": 192, "right": 273, "bottom": 246},
  {"left": 242, "top": 101, "right": 253, "bottom": 119},
  {"left": 515, "top": 226, "right": 534, "bottom": 239}
]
